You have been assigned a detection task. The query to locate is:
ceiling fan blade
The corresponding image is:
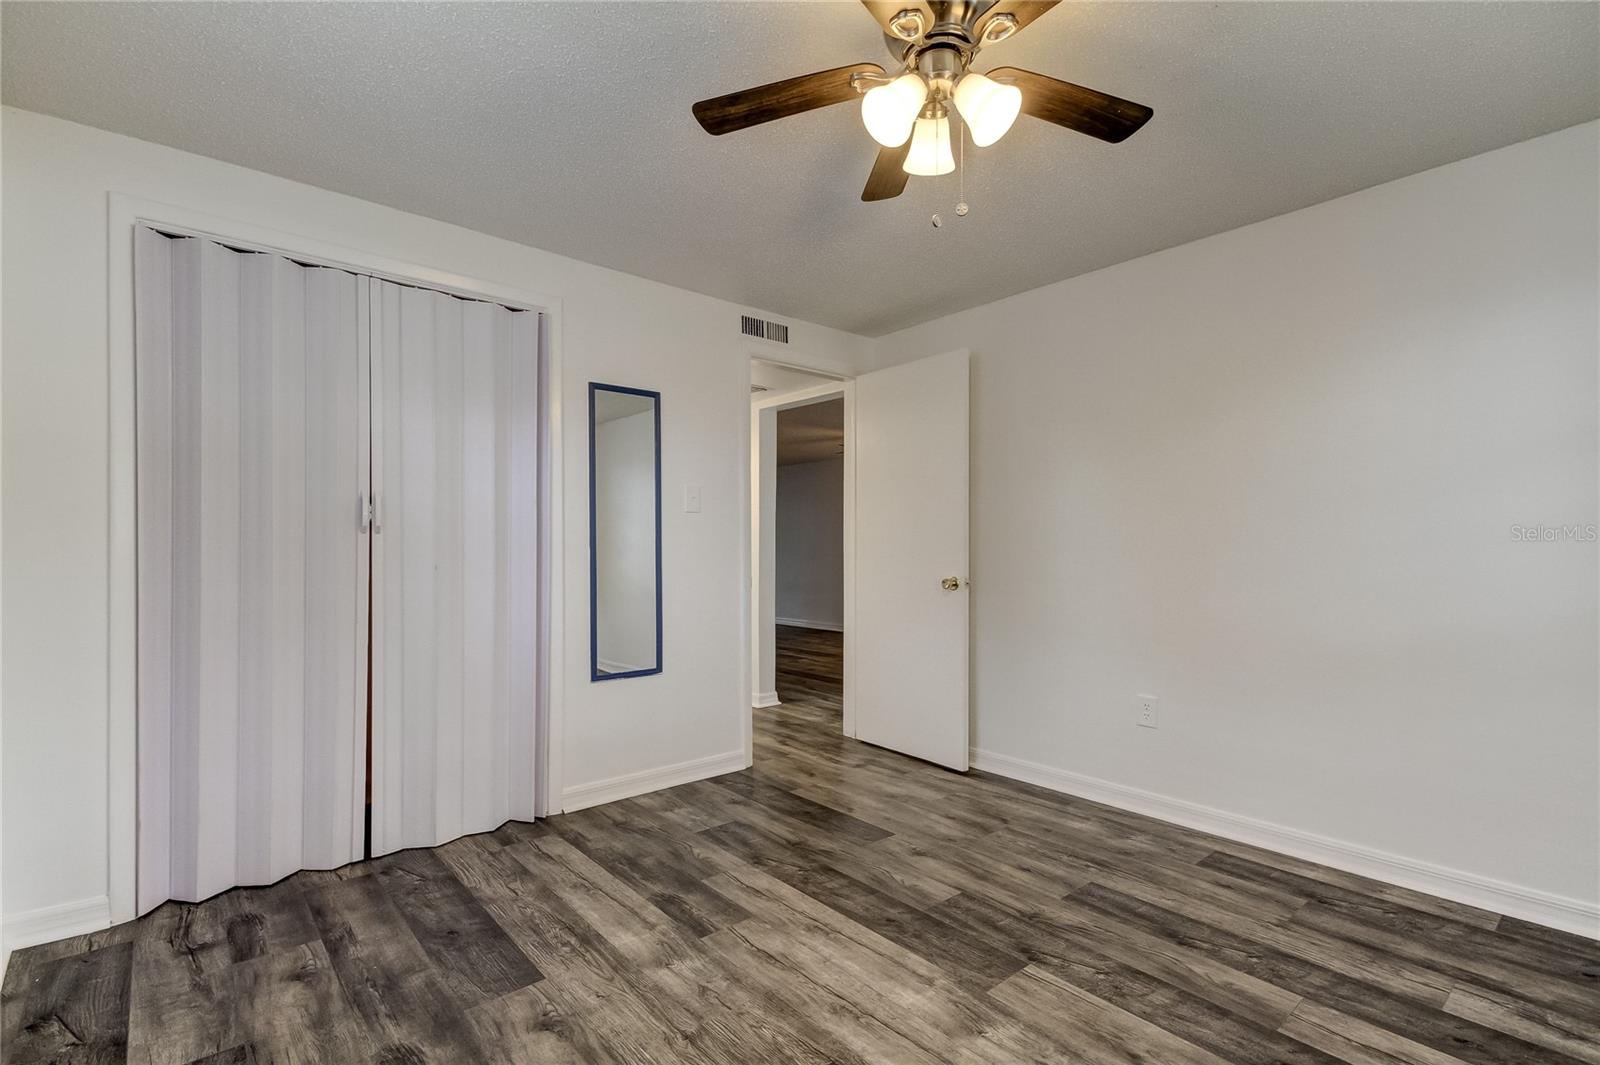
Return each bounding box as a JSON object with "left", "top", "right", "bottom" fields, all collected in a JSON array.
[
  {"left": 974, "top": 1, "right": 1060, "bottom": 41},
  {"left": 986, "top": 67, "right": 1152, "bottom": 143},
  {"left": 859, "top": 1, "right": 936, "bottom": 38},
  {"left": 693, "top": 63, "right": 886, "bottom": 135},
  {"left": 862, "top": 141, "right": 913, "bottom": 201}
]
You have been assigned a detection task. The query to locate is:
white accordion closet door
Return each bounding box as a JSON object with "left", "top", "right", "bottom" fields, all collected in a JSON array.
[
  {"left": 370, "top": 280, "right": 540, "bottom": 855},
  {"left": 134, "top": 229, "right": 366, "bottom": 913}
]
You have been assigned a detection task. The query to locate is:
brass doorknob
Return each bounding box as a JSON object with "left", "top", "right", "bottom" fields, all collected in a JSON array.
[{"left": 941, "top": 576, "right": 964, "bottom": 591}]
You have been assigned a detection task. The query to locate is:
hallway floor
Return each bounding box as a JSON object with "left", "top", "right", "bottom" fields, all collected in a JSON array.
[{"left": 774, "top": 623, "right": 842, "bottom": 723}]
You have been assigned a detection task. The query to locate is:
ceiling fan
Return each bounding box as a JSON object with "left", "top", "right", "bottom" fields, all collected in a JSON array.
[{"left": 691, "top": 1, "right": 1152, "bottom": 202}]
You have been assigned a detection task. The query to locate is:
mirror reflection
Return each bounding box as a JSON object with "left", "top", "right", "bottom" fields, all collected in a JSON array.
[{"left": 590, "top": 384, "right": 662, "bottom": 680}]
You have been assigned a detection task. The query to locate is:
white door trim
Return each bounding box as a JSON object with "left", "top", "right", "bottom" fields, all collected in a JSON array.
[
  {"left": 746, "top": 379, "right": 857, "bottom": 761},
  {"left": 107, "top": 193, "right": 565, "bottom": 924}
]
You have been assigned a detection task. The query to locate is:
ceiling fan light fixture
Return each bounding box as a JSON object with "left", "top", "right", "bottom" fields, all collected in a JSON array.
[
  {"left": 861, "top": 73, "right": 928, "bottom": 147},
  {"left": 902, "top": 111, "right": 954, "bottom": 176},
  {"left": 953, "top": 71, "right": 1022, "bottom": 147}
]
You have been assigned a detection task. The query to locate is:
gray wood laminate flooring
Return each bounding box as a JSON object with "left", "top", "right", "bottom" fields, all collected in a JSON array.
[{"left": 5, "top": 627, "right": 1596, "bottom": 1063}]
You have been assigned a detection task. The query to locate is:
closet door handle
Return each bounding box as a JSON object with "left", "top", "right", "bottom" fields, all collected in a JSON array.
[
  {"left": 359, "top": 493, "right": 383, "bottom": 535},
  {"left": 371, "top": 493, "right": 382, "bottom": 535},
  {"left": 359, "top": 493, "right": 371, "bottom": 534}
]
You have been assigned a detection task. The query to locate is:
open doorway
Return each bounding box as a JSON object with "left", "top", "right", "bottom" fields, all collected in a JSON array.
[
  {"left": 773, "top": 398, "right": 846, "bottom": 725},
  {"left": 749, "top": 359, "right": 852, "bottom": 760},
  {"left": 746, "top": 348, "right": 970, "bottom": 772}
]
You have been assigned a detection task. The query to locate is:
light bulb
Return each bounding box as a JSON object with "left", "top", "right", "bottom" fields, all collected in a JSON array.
[
  {"left": 953, "top": 71, "right": 1022, "bottom": 147},
  {"left": 902, "top": 113, "right": 954, "bottom": 177},
  {"left": 860, "top": 73, "right": 928, "bottom": 148}
]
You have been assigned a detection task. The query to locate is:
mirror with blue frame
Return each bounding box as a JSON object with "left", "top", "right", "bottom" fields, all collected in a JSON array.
[{"left": 589, "top": 383, "right": 662, "bottom": 680}]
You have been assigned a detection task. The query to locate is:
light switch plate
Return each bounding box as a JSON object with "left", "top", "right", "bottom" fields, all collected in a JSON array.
[{"left": 683, "top": 485, "right": 702, "bottom": 513}]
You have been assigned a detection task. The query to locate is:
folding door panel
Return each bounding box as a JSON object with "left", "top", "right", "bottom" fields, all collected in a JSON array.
[
  {"left": 134, "top": 229, "right": 364, "bottom": 912},
  {"left": 370, "top": 280, "right": 539, "bottom": 855}
]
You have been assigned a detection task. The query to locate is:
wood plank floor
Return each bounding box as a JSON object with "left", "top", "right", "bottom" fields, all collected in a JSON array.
[
  {"left": 774, "top": 623, "right": 843, "bottom": 718},
  {"left": 6, "top": 627, "right": 1596, "bottom": 1063}
]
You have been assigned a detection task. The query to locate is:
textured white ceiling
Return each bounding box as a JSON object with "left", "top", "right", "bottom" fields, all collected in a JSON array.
[{"left": 4, "top": 2, "right": 1596, "bottom": 336}]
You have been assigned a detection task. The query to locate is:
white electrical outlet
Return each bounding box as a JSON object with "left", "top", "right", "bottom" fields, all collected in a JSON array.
[{"left": 1135, "top": 694, "right": 1159, "bottom": 729}]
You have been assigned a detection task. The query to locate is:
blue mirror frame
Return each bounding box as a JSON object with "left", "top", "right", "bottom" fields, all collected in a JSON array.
[{"left": 589, "top": 382, "right": 663, "bottom": 682}]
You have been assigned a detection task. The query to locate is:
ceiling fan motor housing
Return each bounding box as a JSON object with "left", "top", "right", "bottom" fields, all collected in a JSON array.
[
  {"left": 916, "top": 40, "right": 968, "bottom": 95},
  {"left": 902, "top": 1, "right": 1014, "bottom": 97}
]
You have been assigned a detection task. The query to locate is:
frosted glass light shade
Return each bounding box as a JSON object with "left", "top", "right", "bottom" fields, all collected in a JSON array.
[
  {"left": 902, "top": 114, "right": 955, "bottom": 176},
  {"left": 953, "top": 71, "right": 1022, "bottom": 147},
  {"left": 861, "top": 74, "right": 929, "bottom": 147}
]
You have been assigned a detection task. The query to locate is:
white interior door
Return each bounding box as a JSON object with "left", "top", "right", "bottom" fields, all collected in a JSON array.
[{"left": 853, "top": 349, "right": 970, "bottom": 770}]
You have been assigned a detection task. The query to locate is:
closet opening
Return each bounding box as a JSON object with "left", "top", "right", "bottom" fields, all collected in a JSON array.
[{"left": 128, "top": 222, "right": 556, "bottom": 915}]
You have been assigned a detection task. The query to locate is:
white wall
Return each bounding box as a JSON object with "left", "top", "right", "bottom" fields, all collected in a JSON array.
[
  {"left": 776, "top": 458, "right": 845, "bottom": 630},
  {"left": 0, "top": 107, "right": 873, "bottom": 946},
  {"left": 874, "top": 121, "right": 1600, "bottom": 925},
  {"left": 594, "top": 409, "right": 658, "bottom": 673}
]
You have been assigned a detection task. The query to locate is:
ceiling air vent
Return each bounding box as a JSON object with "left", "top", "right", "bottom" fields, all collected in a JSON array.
[{"left": 740, "top": 315, "right": 789, "bottom": 344}]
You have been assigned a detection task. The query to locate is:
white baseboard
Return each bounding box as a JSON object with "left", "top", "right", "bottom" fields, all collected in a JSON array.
[
  {"left": 972, "top": 748, "right": 1600, "bottom": 940},
  {"left": 752, "top": 691, "right": 781, "bottom": 709},
  {"left": 774, "top": 617, "right": 844, "bottom": 632},
  {"left": 2, "top": 895, "right": 112, "bottom": 975},
  {"left": 560, "top": 749, "right": 748, "bottom": 813}
]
